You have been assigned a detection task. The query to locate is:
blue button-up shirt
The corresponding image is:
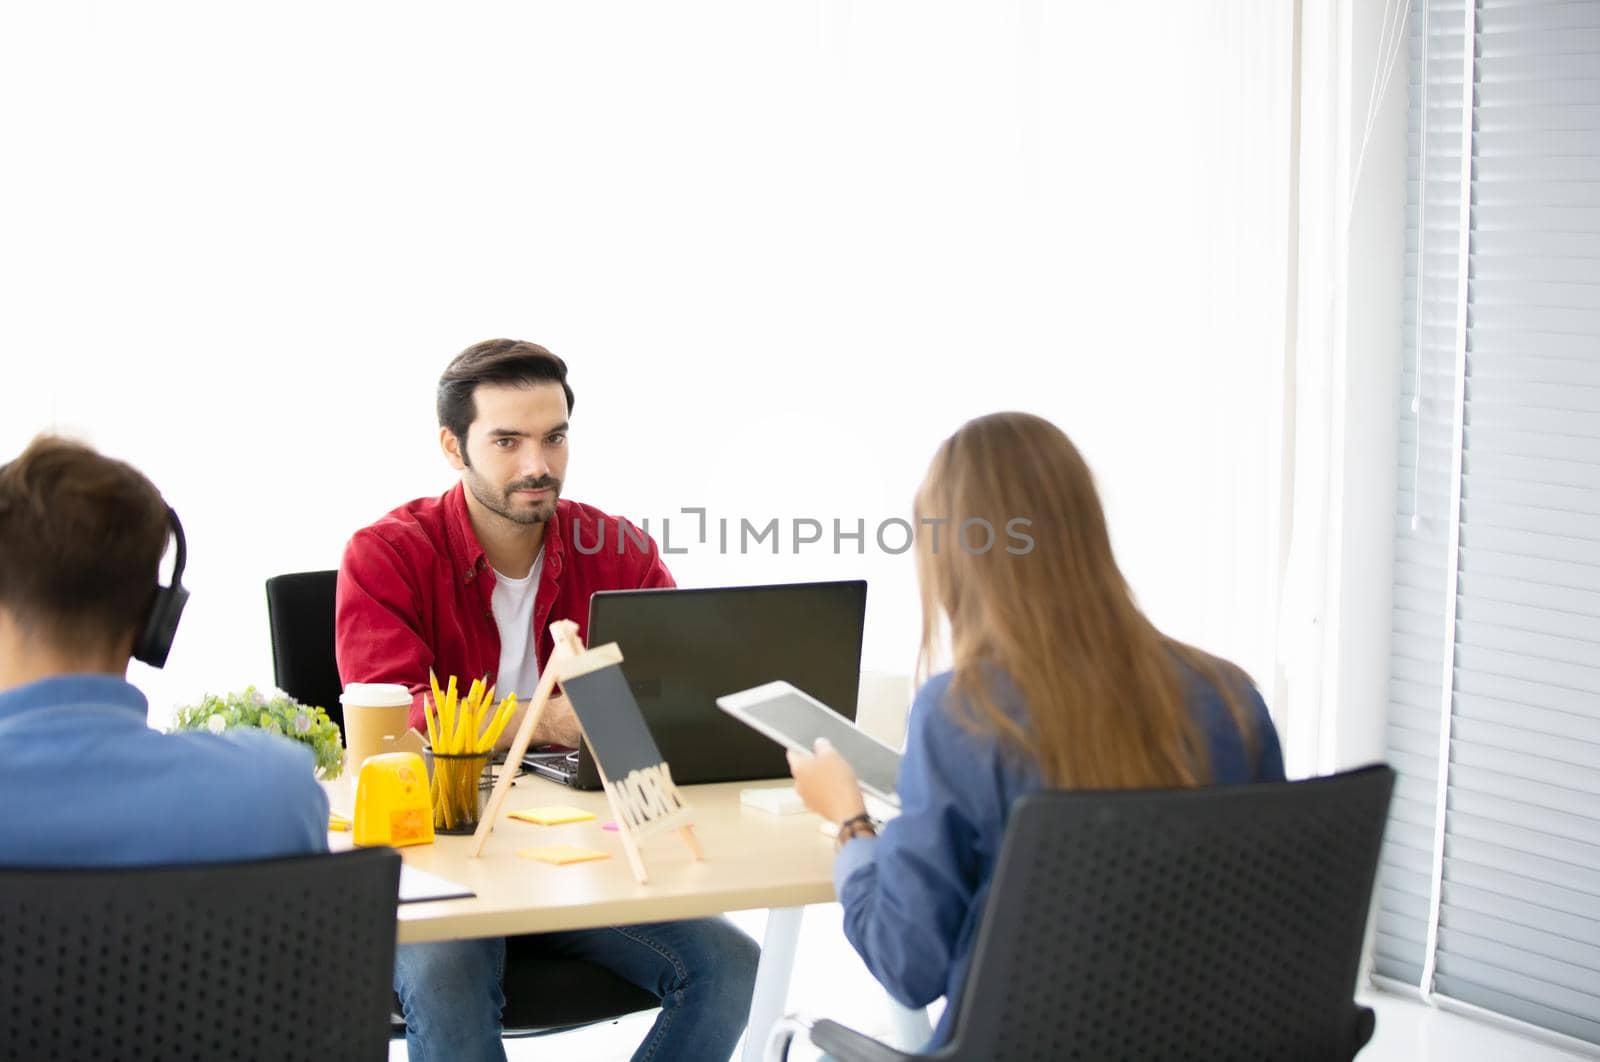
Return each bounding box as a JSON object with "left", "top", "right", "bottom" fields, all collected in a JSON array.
[
  {"left": 834, "top": 667, "right": 1287, "bottom": 1048},
  {"left": 0, "top": 675, "right": 329, "bottom": 867}
]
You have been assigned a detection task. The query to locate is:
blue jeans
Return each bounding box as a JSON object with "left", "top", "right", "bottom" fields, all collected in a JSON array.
[{"left": 393, "top": 917, "right": 760, "bottom": 1062}]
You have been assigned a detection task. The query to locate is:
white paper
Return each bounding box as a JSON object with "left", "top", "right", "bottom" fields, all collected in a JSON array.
[{"left": 398, "top": 864, "right": 475, "bottom": 905}]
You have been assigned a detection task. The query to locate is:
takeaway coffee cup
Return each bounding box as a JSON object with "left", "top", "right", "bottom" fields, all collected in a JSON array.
[{"left": 340, "top": 683, "right": 416, "bottom": 781}]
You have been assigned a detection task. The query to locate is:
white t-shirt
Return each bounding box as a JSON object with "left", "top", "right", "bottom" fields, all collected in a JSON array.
[{"left": 490, "top": 549, "right": 545, "bottom": 699}]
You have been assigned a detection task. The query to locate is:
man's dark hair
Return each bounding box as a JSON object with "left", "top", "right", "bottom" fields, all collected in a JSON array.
[
  {"left": 0, "top": 434, "right": 171, "bottom": 652},
  {"left": 437, "top": 339, "right": 576, "bottom": 459}
]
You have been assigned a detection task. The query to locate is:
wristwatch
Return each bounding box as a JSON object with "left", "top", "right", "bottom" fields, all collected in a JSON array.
[{"left": 835, "top": 812, "right": 879, "bottom": 851}]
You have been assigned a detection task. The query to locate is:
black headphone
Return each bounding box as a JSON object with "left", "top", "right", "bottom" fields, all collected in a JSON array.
[{"left": 133, "top": 506, "right": 189, "bottom": 669}]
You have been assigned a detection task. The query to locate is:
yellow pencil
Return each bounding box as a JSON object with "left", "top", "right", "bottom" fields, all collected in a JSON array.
[
  {"left": 471, "top": 677, "right": 488, "bottom": 739},
  {"left": 423, "top": 694, "right": 440, "bottom": 750},
  {"left": 429, "top": 670, "right": 446, "bottom": 722},
  {"left": 452, "top": 678, "right": 479, "bottom": 753},
  {"left": 475, "top": 685, "right": 497, "bottom": 751},
  {"left": 482, "top": 692, "right": 519, "bottom": 750},
  {"left": 441, "top": 675, "right": 459, "bottom": 753}
]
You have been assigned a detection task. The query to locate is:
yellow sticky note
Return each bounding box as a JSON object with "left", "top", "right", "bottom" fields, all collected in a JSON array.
[
  {"left": 518, "top": 844, "right": 611, "bottom": 866},
  {"left": 508, "top": 805, "right": 598, "bottom": 826}
]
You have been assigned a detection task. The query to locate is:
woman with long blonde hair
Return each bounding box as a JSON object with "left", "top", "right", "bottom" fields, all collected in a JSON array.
[{"left": 789, "top": 412, "right": 1284, "bottom": 1047}]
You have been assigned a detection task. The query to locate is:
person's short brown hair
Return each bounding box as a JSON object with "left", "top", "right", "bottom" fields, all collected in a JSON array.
[
  {"left": 0, "top": 434, "right": 171, "bottom": 652},
  {"left": 437, "top": 339, "right": 575, "bottom": 459}
]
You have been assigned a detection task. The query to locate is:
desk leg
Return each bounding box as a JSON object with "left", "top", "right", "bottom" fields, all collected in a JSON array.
[
  {"left": 886, "top": 997, "right": 932, "bottom": 1050},
  {"left": 742, "top": 906, "right": 804, "bottom": 1062}
]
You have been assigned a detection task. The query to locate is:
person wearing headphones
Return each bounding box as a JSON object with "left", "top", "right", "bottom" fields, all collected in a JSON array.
[
  {"left": 0, "top": 434, "right": 328, "bottom": 866},
  {"left": 789, "top": 412, "right": 1286, "bottom": 1050}
]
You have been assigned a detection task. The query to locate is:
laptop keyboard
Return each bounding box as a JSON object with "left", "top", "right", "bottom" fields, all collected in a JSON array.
[{"left": 521, "top": 749, "right": 580, "bottom": 784}]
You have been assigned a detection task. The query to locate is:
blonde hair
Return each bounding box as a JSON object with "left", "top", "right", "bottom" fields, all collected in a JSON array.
[{"left": 915, "top": 412, "right": 1256, "bottom": 788}]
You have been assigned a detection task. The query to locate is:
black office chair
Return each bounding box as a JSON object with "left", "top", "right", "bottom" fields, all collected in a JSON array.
[
  {"left": 0, "top": 847, "right": 401, "bottom": 1062},
  {"left": 265, "top": 570, "right": 660, "bottom": 1036},
  {"left": 771, "top": 764, "right": 1395, "bottom": 1062},
  {"left": 267, "top": 571, "right": 347, "bottom": 732}
]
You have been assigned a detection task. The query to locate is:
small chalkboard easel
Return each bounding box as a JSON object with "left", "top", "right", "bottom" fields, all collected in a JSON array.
[{"left": 471, "top": 620, "right": 701, "bottom": 884}]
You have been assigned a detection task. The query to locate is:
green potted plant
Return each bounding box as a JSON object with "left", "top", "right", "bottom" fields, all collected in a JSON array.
[{"left": 171, "top": 686, "right": 346, "bottom": 780}]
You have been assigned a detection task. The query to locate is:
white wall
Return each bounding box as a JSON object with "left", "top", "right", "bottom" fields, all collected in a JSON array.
[{"left": 0, "top": 2, "right": 1296, "bottom": 730}]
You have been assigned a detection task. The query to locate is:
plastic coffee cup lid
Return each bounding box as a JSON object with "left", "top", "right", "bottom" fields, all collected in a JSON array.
[{"left": 340, "top": 682, "right": 413, "bottom": 708}]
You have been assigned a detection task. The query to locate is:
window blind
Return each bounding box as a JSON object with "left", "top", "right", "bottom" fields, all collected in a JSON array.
[
  {"left": 1379, "top": 0, "right": 1600, "bottom": 1046},
  {"left": 1375, "top": 0, "right": 1471, "bottom": 991}
]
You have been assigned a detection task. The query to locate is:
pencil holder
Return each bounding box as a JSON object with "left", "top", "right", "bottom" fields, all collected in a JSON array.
[{"left": 424, "top": 748, "right": 493, "bottom": 834}]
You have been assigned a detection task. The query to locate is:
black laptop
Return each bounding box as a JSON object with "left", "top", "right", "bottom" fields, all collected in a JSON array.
[{"left": 522, "top": 580, "right": 867, "bottom": 789}]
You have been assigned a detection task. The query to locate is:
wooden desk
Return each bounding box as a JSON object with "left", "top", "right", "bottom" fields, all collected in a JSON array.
[{"left": 330, "top": 773, "right": 837, "bottom": 1061}]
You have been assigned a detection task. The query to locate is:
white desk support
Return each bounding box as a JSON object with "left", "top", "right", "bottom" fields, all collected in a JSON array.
[{"left": 743, "top": 906, "right": 806, "bottom": 1062}]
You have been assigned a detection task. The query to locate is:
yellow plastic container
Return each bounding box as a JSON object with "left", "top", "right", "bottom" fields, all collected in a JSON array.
[{"left": 353, "top": 752, "right": 435, "bottom": 848}]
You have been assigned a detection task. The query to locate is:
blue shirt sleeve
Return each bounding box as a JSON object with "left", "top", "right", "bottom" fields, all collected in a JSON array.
[
  {"left": 1248, "top": 688, "right": 1287, "bottom": 782},
  {"left": 834, "top": 675, "right": 999, "bottom": 1008}
]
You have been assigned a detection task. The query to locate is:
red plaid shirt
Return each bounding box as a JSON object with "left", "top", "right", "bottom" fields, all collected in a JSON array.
[{"left": 335, "top": 483, "right": 674, "bottom": 732}]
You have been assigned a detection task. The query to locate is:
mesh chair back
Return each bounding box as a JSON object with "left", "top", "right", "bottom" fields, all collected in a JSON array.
[
  {"left": 0, "top": 847, "right": 400, "bottom": 1062},
  {"left": 266, "top": 570, "right": 344, "bottom": 730},
  {"left": 945, "top": 765, "right": 1394, "bottom": 1062}
]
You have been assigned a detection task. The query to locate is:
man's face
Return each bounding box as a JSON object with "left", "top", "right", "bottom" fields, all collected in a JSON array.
[{"left": 444, "top": 382, "right": 570, "bottom": 526}]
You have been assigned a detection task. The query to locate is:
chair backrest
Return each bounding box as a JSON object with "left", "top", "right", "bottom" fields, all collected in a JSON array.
[
  {"left": 945, "top": 764, "right": 1395, "bottom": 1062},
  {"left": 266, "top": 570, "right": 344, "bottom": 731},
  {"left": 0, "top": 847, "right": 401, "bottom": 1062}
]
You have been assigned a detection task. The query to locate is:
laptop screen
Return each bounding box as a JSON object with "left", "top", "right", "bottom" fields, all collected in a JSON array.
[{"left": 583, "top": 580, "right": 867, "bottom": 786}]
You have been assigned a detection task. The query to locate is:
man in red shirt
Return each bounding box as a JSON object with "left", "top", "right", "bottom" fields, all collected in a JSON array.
[{"left": 336, "top": 339, "right": 758, "bottom": 1062}]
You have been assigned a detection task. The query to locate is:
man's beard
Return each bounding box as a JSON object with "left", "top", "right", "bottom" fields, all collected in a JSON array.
[{"left": 465, "top": 468, "right": 561, "bottom": 526}]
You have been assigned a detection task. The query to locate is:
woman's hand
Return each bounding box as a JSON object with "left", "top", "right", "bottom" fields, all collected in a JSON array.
[{"left": 788, "top": 738, "right": 869, "bottom": 824}]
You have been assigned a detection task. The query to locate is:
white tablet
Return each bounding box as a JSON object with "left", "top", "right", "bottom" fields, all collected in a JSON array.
[{"left": 716, "top": 680, "right": 902, "bottom": 806}]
